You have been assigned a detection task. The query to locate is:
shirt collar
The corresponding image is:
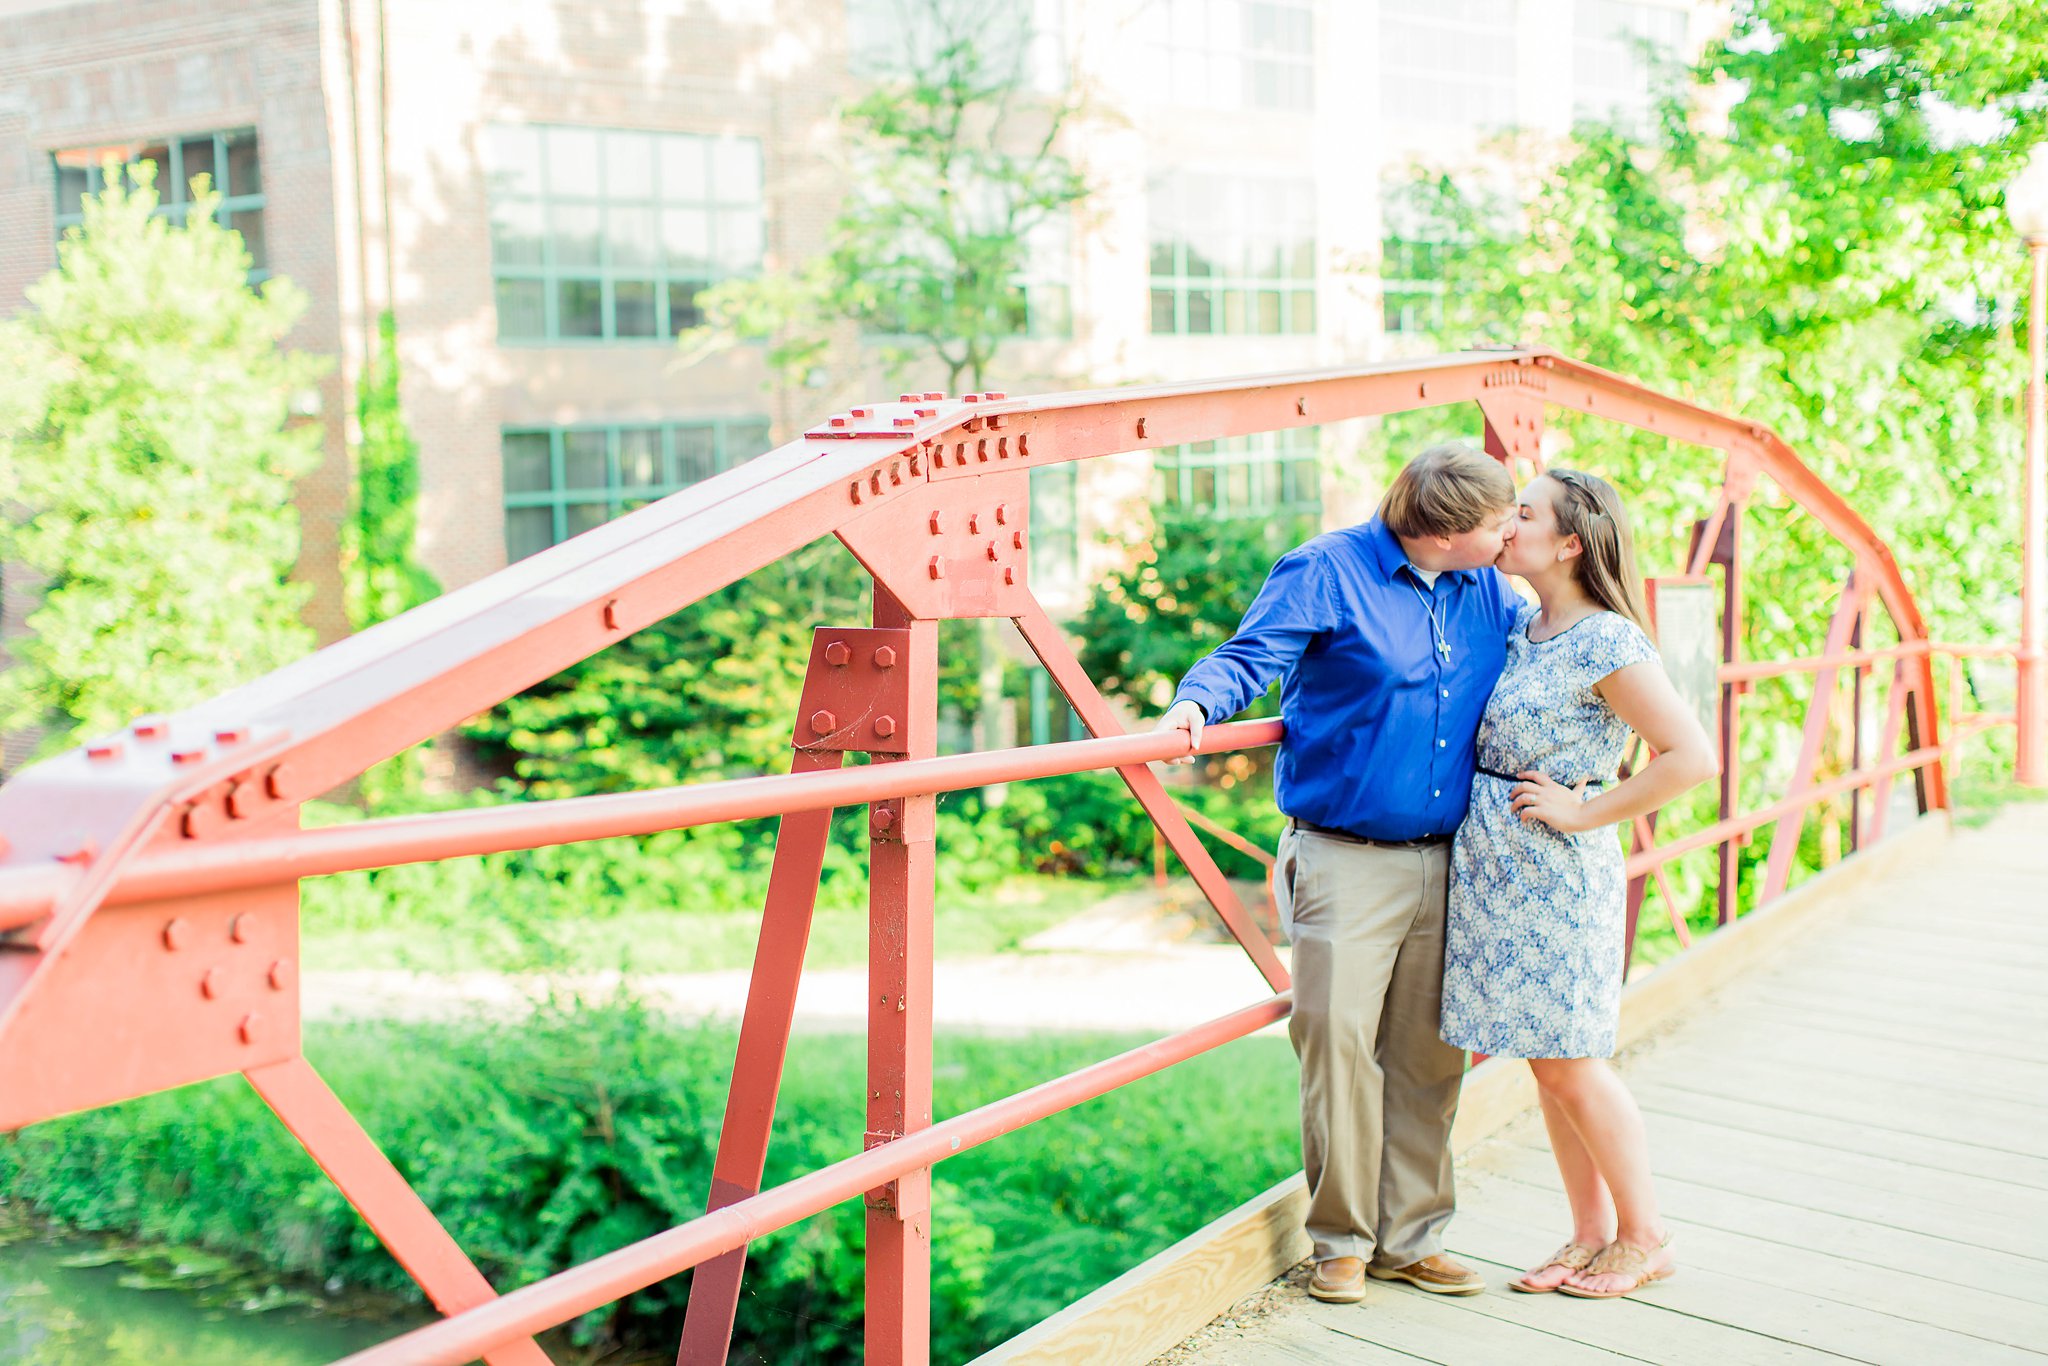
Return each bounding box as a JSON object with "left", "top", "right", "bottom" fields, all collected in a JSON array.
[{"left": 1363, "top": 517, "right": 1479, "bottom": 587}]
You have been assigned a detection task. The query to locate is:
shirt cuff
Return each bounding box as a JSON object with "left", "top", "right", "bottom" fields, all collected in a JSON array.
[{"left": 1171, "top": 689, "right": 1220, "bottom": 724}]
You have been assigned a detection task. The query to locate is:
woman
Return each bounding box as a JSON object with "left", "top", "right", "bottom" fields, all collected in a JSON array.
[{"left": 1439, "top": 468, "right": 1718, "bottom": 1299}]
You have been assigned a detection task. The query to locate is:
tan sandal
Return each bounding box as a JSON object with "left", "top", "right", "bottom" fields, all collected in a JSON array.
[
  {"left": 1508, "top": 1241, "right": 1599, "bottom": 1293},
  {"left": 1556, "top": 1234, "right": 1676, "bottom": 1299}
]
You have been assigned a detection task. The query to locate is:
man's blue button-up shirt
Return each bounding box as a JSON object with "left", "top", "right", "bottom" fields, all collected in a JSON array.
[{"left": 1172, "top": 517, "right": 1520, "bottom": 842}]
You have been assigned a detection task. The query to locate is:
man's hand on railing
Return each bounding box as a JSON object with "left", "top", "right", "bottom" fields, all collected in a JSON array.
[{"left": 1154, "top": 699, "right": 1207, "bottom": 765}]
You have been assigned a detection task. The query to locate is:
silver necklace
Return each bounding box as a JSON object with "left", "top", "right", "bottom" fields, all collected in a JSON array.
[{"left": 1406, "top": 575, "right": 1452, "bottom": 664}]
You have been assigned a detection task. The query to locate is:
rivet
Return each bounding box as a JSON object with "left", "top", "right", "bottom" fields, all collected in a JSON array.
[
  {"left": 239, "top": 1013, "right": 261, "bottom": 1045},
  {"left": 603, "top": 599, "right": 622, "bottom": 630},
  {"left": 810, "top": 709, "right": 837, "bottom": 735},
  {"left": 915, "top": 407, "right": 936, "bottom": 418},
  {"left": 894, "top": 416, "right": 915, "bottom": 428},
  {"left": 923, "top": 391, "right": 943, "bottom": 401},
  {"left": 87, "top": 739, "right": 124, "bottom": 762},
  {"left": 931, "top": 447, "right": 946, "bottom": 468},
  {"left": 1004, "top": 566, "right": 1016, "bottom": 585},
  {"left": 133, "top": 717, "right": 169, "bottom": 740},
  {"left": 200, "top": 967, "right": 221, "bottom": 999},
  {"left": 181, "top": 803, "right": 219, "bottom": 839},
  {"left": 874, "top": 716, "right": 898, "bottom": 739},
  {"left": 230, "top": 913, "right": 254, "bottom": 944},
  {"left": 851, "top": 406, "right": 871, "bottom": 417},
  {"left": 963, "top": 394, "right": 980, "bottom": 403},
  {"left": 898, "top": 393, "right": 918, "bottom": 403},
  {"left": 268, "top": 958, "right": 293, "bottom": 992},
  {"left": 870, "top": 472, "right": 884, "bottom": 494},
  {"left": 977, "top": 439, "right": 989, "bottom": 462},
  {"left": 213, "top": 727, "right": 250, "bottom": 745},
  {"left": 55, "top": 837, "right": 96, "bottom": 865},
  {"left": 987, "top": 414, "right": 1004, "bottom": 429},
  {"left": 908, "top": 452, "right": 921, "bottom": 475},
  {"left": 986, "top": 541, "right": 999, "bottom": 561},
  {"left": 1419, "top": 383, "right": 1429, "bottom": 397},
  {"left": 889, "top": 460, "right": 903, "bottom": 485},
  {"left": 998, "top": 437, "right": 1009, "bottom": 457},
  {"left": 1296, "top": 396, "right": 1308, "bottom": 415},
  {"left": 995, "top": 504, "right": 1008, "bottom": 525},
  {"left": 851, "top": 481, "right": 864, "bottom": 503},
  {"left": 929, "top": 512, "right": 944, "bottom": 535},
  {"left": 163, "top": 918, "right": 190, "bottom": 950},
  {"left": 264, "top": 764, "right": 292, "bottom": 800},
  {"left": 929, "top": 557, "right": 945, "bottom": 580},
  {"left": 226, "top": 782, "right": 258, "bottom": 819},
  {"left": 874, "top": 646, "right": 897, "bottom": 669},
  {"left": 1136, "top": 417, "right": 1147, "bottom": 438},
  {"left": 1018, "top": 432, "right": 1029, "bottom": 456},
  {"left": 1012, "top": 531, "right": 1024, "bottom": 550},
  {"left": 830, "top": 416, "right": 848, "bottom": 427},
  {"left": 872, "top": 806, "right": 896, "bottom": 830},
  {"left": 825, "top": 641, "right": 852, "bottom": 666},
  {"left": 170, "top": 747, "right": 206, "bottom": 765},
  {"left": 985, "top": 391, "right": 1005, "bottom": 400},
  {"left": 968, "top": 513, "right": 981, "bottom": 534}
]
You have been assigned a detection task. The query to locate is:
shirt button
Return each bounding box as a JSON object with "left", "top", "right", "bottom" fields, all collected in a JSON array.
[
  {"left": 1433, "top": 789, "right": 1442, "bottom": 797},
  {"left": 1441, "top": 689, "right": 1450, "bottom": 698},
  {"left": 1438, "top": 739, "right": 1446, "bottom": 748}
]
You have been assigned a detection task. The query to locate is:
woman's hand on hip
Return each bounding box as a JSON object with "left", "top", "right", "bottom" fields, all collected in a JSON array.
[{"left": 1510, "top": 772, "right": 1592, "bottom": 834}]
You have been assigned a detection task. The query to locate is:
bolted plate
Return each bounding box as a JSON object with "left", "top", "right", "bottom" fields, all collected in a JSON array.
[
  {"left": 793, "top": 627, "right": 919, "bottom": 755},
  {"left": 838, "top": 471, "right": 1033, "bottom": 620}
]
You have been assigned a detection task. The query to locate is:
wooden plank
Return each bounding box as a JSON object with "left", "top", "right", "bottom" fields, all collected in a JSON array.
[
  {"left": 1739, "top": 983, "right": 2048, "bottom": 1051},
  {"left": 1641, "top": 1058, "right": 2048, "bottom": 1151},
  {"left": 1172, "top": 1316, "right": 1445, "bottom": 1365},
  {"left": 972, "top": 1173, "right": 1311, "bottom": 1366},
  {"left": 1629, "top": 1080, "right": 2048, "bottom": 1191},
  {"left": 1298, "top": 1288, "right": 1671, "bottom": 1364},
  {"left": 1449, "top": 1186, "right": 2048, "bottom": 1360},
  {"left": 1464, "top": 1148, "right": 2048, "bottom": 1302},
  {"left": 1648, "top": 1020, "right": 2048, "bottom": 1108},
  {"left": 1738, "top": 998, "right": 2048, "bottom": 1067}
]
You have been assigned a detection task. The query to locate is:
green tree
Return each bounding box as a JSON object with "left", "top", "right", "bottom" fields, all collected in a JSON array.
[
  {"left": 342, "top": 311, "right": 440, "bottom": 632},
  {"left": 0, "top": 162, "right": 324, "bottom": 752},
  {"left": 685, "top": 0, "right": 1086, "bottom": 395}
]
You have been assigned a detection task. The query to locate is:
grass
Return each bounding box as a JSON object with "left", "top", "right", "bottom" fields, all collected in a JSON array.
[{"left": 303, "top": 872, "right": 1144, "bottom": 975}]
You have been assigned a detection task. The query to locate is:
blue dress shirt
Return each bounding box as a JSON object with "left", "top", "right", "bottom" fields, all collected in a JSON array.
[{"left": 1172, "top": 517, "right": 1520, "bottom": 842}]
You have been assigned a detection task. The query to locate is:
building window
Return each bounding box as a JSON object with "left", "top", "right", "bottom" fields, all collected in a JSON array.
[
  {"left": 483, "top": 125, "right": 765, "bottom": 344},
  {"left": 1148, "top": 173, "right": 1317, "bottom": 336},
  {"left": 53, "top": 129, "right": 266, "bottom": 278},
  {"left": 1028, "top": 463, "right": 1080, "bottom": 595},
  {"left": 846, "top": 0, "right": 1066, "bottom": 92},
  {"left": 1012, "top": 214, "right": 1074, "bottom": 339},
  {"left": 1137, "top": 0, "right": 1315, "bottom": 113},
  {"left": 1155, "top": 427, "right": 1321, "bottom": 519},
  {"left": 1573, "top": 1, "right": 1687, "bottom": 126},
  {"left": 1380, "top": 0, "right": 1520, "bottom": 129},
  {"left": 501, "top": 419, "right": 772, "bottom": 560}
]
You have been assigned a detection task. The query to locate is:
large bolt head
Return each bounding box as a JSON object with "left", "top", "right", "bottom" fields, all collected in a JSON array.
[
  {"left": 874, "top": 716, "right": 898, "bottom": 739},
  {"left": 824, "top": 641, "right": 852, "bottom": 666},
  {"left": 811, "top": 709, "right": 837, "bottom": 735},
  {"left": 873, "top": 645, "right": 897, "bottom": 669}
]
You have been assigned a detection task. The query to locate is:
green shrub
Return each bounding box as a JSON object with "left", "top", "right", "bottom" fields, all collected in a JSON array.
[{"left": 0, "top": 1005, "right": 1301, "bottom": 1363}]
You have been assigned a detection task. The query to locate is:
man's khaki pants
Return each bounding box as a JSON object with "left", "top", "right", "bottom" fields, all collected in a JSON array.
[{"left": 1274, "top": 825, "right": 1464, "bottom": 1265}]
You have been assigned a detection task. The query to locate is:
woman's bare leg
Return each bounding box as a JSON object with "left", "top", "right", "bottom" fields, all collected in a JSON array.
[
  {"left": 1528, "top": 1057, "right": 1674, "bottom": 1292},
  {"left": 1518, "top": 1080, "right": 1616, "bottom": 1289}
]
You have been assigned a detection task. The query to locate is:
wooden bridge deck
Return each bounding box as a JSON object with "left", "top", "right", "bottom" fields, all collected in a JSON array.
[{"left": 1161, "top": 804, "right": 2048, "bottom": 1366}]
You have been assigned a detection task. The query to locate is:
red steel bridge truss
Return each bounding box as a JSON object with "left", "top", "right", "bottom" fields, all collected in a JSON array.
[{"left": 0, "top": 348, "right": 2020, "bottom": 1364}]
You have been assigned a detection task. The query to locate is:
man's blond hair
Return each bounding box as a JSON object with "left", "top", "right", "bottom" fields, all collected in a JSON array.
[{"left": 1378, "top": 442, "right": 1516, "bottom": 538}]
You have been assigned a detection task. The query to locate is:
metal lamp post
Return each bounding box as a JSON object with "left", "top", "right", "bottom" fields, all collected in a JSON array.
[{"left": 2008, "top": 146, "right": 2048, "bottom": 787}]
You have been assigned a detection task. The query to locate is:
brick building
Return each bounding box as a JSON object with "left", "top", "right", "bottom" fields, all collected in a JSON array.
[{"left": 0, "top": 0, "right": 1711, "bottom": 764}]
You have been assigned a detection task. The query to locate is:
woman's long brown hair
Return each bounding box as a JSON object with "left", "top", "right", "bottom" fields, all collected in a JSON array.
[{"left": 1545, "top": 468, "right": 1653, "bottom": 637}]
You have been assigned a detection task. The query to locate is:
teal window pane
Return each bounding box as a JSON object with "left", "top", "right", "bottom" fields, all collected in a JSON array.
[
  {"left": 546, "top": 127, "right": 601, "bottom": 197},
  {"left": 491, "top": 200, "right": 545, "bottom": 267},
  {"left": 660, "top": 135, "right": 708, "bottom": 200},
  {"left": 613, "top": 280, "right": 658, "bottom": 337},
  {"left": 557, "top": 279, "right": 604, "bottom": 337},
  {"left": 711, "top": 139, "right": 762, "bottom": 202},
  {"left": 483, "top": 126, "right": 542, "bottom": 198},
  {"left": 619, "top": 427, "right": 662, "bottom": 487},
  {"left": 1150, "top": 288, "right": 1177, "bottom": 332},
  {"left": 180, "top": 137, "right": 216, "bottom": 194},
  {"left": 55, "top": 164, "right": 88, "bottom": 216},
  {"left": 667, "top": 280, "right": 707, "bottom": 334},
  {"left": 505, "top": 506, "right": 554, "bottom": 561},
  {"left": 714, "top": 209, "right": 763, "bottom": 272},
  {"left": 552, "top": 203, "right": 602, "bottom": 269},
  {"left": 563, "top": 431, "right": 608, "bottom": 489},
  {"left": 675, "top": 425, "right": 718, "bottom": 483},
  {"left": 565, "top": 500, "right": 609, "bottom": 538},
  {"left": 726, "top": 421, "right": 770, "bottom": 458},
  {"left": 608, "top": 205, "right": 658, "bottom": 268},
  {"left": 224, "top": 130, "right": 261, "bottom": 196},
  {"left": 502, "top": 432, "right": 553, "bottom": 492},
  {"left": 496, "top": 279, "right": 547, "bottom": 338},
  {"left": 662, "top": 209, "right": 711, "bottom": 274},
  {"left": 605, "top": 132, "right": 656, "bottom": 199},
  {"left": 1187, "top": 290, "right": 1215, "bottom": 333}
]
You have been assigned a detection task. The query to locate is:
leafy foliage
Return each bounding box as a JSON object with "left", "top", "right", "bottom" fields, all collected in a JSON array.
[
  {"left": 0, "top": 163, "right": 323, "bottom": 752},
  {"left": 341, "top": 311, "right": 440, "bottom": 632},
  {"left": 684, "top": 0, "right": 1086, "bottom": 394},
  {"left": 1378, "top": 0, "right": 2048, "bottom": 900},
  {"left": 0, "top": 1004, "right": 1302, "bottom": 1363}
]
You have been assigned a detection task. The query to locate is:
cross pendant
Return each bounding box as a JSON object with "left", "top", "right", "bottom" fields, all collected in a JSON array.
[{"left": 1438, "top": 639, "right": 1453, "bottom": 662}]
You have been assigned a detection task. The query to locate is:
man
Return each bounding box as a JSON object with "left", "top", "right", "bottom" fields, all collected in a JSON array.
[{"left": 1156, "top": 443, "right": 1519, "bottom": 1303}]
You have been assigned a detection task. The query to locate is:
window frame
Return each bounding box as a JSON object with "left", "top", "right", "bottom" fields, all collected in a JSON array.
[
  {"left": 51, "top": 128, "right": 268, "bottom": 282},
  {"left": 1154, "top": 426, "right": 1323, "bottom": 520},
  {"left": 484, "top": 124, "right": 767, "bottom": 347},
  {"left": 500, "top": 418, "right": 774, "bottom": 559},
  {"left": 1147, "top": 171, "right": 1319, "bottom": 338}
]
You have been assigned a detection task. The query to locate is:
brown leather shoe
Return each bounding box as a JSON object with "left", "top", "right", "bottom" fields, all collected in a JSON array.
[
  {"left": 1367, "top": 1253, "right": 1485, "bottom": 1295},
  {"left": 1307, "top": 1256, "right": 1368, "bottom": 1303}
]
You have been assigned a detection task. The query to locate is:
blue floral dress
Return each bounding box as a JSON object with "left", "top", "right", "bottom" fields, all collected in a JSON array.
[{"left": 1440, "top": 603, "right": 1661, "bottom": 1059}]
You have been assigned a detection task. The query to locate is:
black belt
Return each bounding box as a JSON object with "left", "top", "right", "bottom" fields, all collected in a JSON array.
[
  {"left": 1287, "top": 817, "right": 1451, "bottom": 850},
  {"left": 1476, "top": 766, "right": 1607, "bottom": 790}
]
